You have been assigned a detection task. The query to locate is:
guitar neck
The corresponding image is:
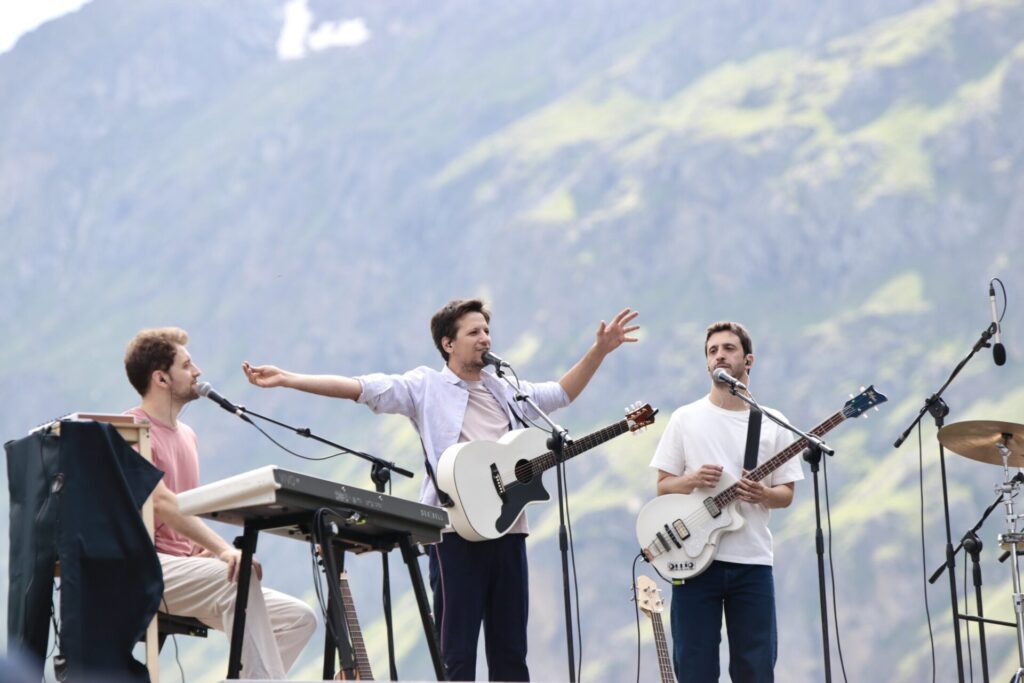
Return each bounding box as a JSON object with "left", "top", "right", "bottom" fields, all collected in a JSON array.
[
  {"left": 529, "top": 418, "right": 630, "bottom": 474},
  {"left": 650, "top": 612, "right": 675, "bottom": 683},
  {"left": 715, "top": 409, "right": 846, "bottom": 509},
  {"left": 339, "top": 574, "right": 374, "bottom": 680}
]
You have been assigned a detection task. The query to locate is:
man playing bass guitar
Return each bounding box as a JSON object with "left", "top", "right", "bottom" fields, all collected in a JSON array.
[{"left": 649, "top": 321, "right": 803, "bottom": 683}]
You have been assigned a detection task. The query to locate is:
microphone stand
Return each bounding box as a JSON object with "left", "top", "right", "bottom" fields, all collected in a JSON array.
[
  {"left": 725, "top": 384, "right": 835, "bottom": 683},
  {"left": 491, "top": 363, "right": 578, "bottom": 683},
  {"left": 893, "top": 323, "right": 998, "bottom": 683},
  {"left": 235, "top": 405, "right": 414, "bottom": 482},
  {"left": 233, "top": 405, "right": 413, "bottom": 680}
]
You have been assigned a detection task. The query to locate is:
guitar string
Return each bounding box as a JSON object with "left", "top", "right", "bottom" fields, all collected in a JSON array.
[
  {"left": 495, "top": 420, "right": 631, "bottom": 484},
  {"left": 650, "top": 410, "right": 851, "bottom": 555}
]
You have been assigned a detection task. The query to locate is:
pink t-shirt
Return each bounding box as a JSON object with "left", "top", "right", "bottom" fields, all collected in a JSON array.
[{"left": 125, "top": 407, "right": 200, "bottom": 557}]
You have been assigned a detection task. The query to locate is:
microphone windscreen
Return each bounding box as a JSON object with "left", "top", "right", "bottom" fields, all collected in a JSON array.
[{"left": 995, "top": 344, "right": 1007, "bottom": 366}]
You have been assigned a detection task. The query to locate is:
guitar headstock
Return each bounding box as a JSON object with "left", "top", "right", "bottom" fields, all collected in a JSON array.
[
  {"left": 842, "top": 385, "right": 888, "bottom": 420},
  {"left": 634, "top": 575, "right": 664, "bottom": 617},
  {"left": 626, "top": 402, "right": 658, "bottom": 432}
]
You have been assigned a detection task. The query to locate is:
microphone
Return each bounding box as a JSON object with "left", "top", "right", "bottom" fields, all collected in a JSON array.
[
  {"left": 481, "top": 350, "right": 511, "bottom": 369},
  {"left": 196, "top": 382, "right": 247, "bottom": 418},
  {"left": 990, "top": 282, "right": 1006, "bottom": 366},
  {"left": 712, "top": 368, "right": 747, "bottom": 391}
]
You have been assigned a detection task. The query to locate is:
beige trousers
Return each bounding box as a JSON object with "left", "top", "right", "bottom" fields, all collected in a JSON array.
[{"left": 159, "top": 553, "right": 317, "bottom": 679}]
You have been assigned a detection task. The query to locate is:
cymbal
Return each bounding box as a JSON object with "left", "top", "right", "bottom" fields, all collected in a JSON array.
[{"left": 938, "top": 420, "right": 1024, "bottom": 467}]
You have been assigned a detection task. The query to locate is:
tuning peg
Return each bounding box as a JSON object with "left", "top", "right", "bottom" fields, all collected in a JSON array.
[
  {"left": 849, "top": 394, "right": 854, "bottom": 400},
  {"left": 860, "top": 386, "right": 866, "bottom": 392}
]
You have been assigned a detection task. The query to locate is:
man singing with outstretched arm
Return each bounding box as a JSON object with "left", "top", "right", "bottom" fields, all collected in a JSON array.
[{"left": 243, "top": 299, "right": 639, "bottom": 681}]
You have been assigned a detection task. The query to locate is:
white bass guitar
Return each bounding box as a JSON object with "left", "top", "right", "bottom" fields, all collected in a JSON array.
[{"left": 636, "top": 386, "right": 886, "bottom": 581}]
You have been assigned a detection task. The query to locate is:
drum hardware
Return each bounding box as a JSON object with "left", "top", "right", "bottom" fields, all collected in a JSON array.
[{"left": 938, "top": 422, "right": 1024, "bottom": 683}]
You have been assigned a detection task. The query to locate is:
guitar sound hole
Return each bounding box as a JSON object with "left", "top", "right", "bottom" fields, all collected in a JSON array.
[{"left": 514, "top": 459, "right": 534, "bottom": 483}]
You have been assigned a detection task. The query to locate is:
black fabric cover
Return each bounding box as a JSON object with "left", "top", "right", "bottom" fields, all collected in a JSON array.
[
  {"left": 5, "top": 428, "right": 60, "bottom": 672},
  {"left": 6, "top": 421, "right": 164, "bottom": 682}
]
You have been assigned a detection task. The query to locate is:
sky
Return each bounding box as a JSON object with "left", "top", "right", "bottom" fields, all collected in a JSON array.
[{"left": 0, "top": 0, "right": 92, "bottom": 54}]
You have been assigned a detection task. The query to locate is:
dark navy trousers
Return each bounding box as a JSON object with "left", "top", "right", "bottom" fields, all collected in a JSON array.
[
  {"left": 670, "top": 561, "right": 777, "bottom": 683},
  {"left": 428, "top": 533, "right": 529, "bottom": 681}
]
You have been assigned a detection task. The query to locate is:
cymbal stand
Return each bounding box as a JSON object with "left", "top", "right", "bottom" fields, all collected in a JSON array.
[{"left": 996, "top": 438, "right": 1024, "bottom": 683}]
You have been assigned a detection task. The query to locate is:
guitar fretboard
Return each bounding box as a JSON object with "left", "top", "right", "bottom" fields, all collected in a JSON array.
[
  {"left": 713, "top": 409, "right": 846, "bottom": 509},
  {"left": 526, "top": 419, "right": 631, "bottom": 477},
  {"left": 650, "top": 611, "right": 675, "bottom": 683},
  {"left": 339, "top": 574, "right": 374, "bottom": 680}
]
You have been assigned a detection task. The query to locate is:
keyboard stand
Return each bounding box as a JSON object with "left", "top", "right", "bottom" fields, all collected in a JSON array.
[{"left": 224, "top": 515, "right": 446, "bottom": 680}]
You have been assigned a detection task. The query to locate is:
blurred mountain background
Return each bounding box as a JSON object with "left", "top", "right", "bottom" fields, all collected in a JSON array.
[{"left": 2, "top": 0, "right": 1024, "bottom": 680}]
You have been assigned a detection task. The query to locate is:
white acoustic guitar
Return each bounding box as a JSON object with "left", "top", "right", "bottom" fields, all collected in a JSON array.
[
  {"left": 636, "top": 386, "right": 886, "bottom": 581},
  {"left": 634, "top": 575, "right": 676, "bottom": 683},
  {"left": 437, "top": 403, "right": 657, "bottom": 541}
]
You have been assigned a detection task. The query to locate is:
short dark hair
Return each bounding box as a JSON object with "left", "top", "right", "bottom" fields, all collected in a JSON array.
[
  {"left": 125, "top": 327, "right": 189, "bottom": 396},
  {"left": 431, "top": 299, "right": 490, "bottom": 361},
  {"left": 704, "top": 321, "right": 753, "bottom": 357}
]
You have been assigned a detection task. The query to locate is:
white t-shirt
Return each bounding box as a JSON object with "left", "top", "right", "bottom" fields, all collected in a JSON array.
[{"left": 649, "top": 396, "right": 804, "bottom": 566}]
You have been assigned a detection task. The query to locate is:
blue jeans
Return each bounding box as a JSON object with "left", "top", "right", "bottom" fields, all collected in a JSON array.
[{"left": 670, "top": 561, "right": 777, "bottom": 683}]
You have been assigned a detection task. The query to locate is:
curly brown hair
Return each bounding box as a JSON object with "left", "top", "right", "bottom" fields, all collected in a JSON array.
[{"left": 124, "top": 327, "right": 189, "bottom": 396}]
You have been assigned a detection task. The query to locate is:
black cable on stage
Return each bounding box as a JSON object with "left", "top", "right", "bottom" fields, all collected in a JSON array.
[
  {"left": 631, "top": 552, "right": 645, "bottom": 683},
  {"left": 245, "top": 416, "right": 353, "bottom": 461},
  {"left": 160, "top": 597, "right": 187, "bottom": 683},
  {"left": 308, "top": 508, "right": 344, "bottom": 658},
  {"left": 823, "top": 453, "right": 850, "bottom": 683},
  {"left": 918, "top": 422, "right": 937, "bottom": 683},
  {"left": 993, "top": 277, "right": 1007, "bottom": 323},
  {"left": 197, "top": 396, "right": 378, "bottom": 464},
  {"left": 502, "top": 364, "right": 585, "bottom": 678},
  {"left": 563, "top": 464, "right": 584, "bottom": 682}
]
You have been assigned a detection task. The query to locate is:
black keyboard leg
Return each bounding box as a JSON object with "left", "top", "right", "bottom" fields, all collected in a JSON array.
[
  {"left": 399, "top": 535, "right": 447, "bottom": 681},
  {"left": 227, "top": 525, "right": 259, "bottom": 679}
]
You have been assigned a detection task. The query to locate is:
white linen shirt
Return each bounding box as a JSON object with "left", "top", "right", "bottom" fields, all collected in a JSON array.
[{"left": 356, "top": 364, "right": 571, "bottom": 508}]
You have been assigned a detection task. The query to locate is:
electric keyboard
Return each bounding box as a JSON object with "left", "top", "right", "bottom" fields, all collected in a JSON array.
[{"left": 177, "top": 465, "right": 448, "bottom": 547}]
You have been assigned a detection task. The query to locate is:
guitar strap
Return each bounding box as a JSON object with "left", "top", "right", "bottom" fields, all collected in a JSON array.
[
  {"left": 743, "top": 407, "right": 763, "bottom": 472},
  {"left": 419, "top": 435, "right": 454, "bottom": 508},
  {"left": 506, "top": 400, "right": 530, "bottom": 429}
]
